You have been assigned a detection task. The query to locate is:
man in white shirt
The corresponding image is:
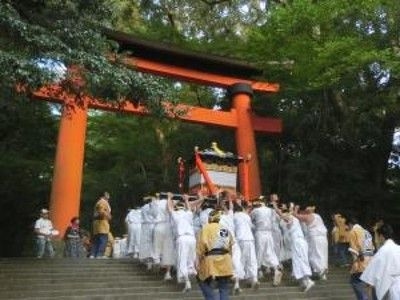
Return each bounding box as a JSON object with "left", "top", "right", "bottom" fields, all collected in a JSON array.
[
  {"left": 219, "top": 193, "right": 245, "bottom": 294},
  {"left": 125, "top": 207, "right": 141, "bottom": 259},
  {"left": 139, "top": 197, "right": 155, "bottom": 270},
  {"left": 250, "top": 200, "right": 283, "bottom": 286},
  {"left": 294, "top": 206, "right": 329, "bottom": 279},
  {"left": 269, "top": 194, "right": 284, "bottom": 263},
  {"left": 361, "top": 224, "right": 400, "bottom": 300},
  {"left": 167, "top": 193, "right": 197, "bottom": 292},
  {"left": 34, "top": 208, "right": 56, "bottom": 258},
  {"left": 234, "top": 204, "right": 259, "bottom": 289},
  {"left": 151, "top": 193, "right": 175, "bottom": 281}
]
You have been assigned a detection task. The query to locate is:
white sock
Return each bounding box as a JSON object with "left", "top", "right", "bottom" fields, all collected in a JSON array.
[{"left": 234, "top": 278, "right": 240, "bottom": 289}]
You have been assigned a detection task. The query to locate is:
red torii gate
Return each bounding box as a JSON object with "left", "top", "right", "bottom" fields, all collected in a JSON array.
[{"left": 31, "top": 30, "right": 282, "bottom": 235}]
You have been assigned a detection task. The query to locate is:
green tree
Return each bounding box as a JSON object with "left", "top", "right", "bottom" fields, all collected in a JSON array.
[
  {"left": 246, "top": 0, "right": 400, "bottom": 220},
  {"left": 0, "top": 100, "right": 57, "bottom": 256},
  {"left": 0, "top": 0, "right": 169, "bottom": 106}
]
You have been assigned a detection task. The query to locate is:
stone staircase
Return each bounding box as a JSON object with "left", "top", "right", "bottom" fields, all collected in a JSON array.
[{"left": 0, "top": 258, "right": 354, "bottom": 300}]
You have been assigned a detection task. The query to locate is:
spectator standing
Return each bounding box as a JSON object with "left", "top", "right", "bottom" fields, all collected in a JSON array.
[
  {"left": 332, "top": 213, "right": 350, "bottom": 267},
  {"left": 64, "top": 217, "right": 85, "bottom": 258},
  {"left": 90, "top": 192, "right": 111, "bottom": 258},
  {"left": 346, "top": 217, "right": 375, "bottom": 300},
  {"left": 34, "top": 208, "right": 57, "bottom": 258}
]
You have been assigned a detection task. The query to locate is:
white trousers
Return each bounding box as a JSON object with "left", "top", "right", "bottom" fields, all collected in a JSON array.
[
  {"left": 254, "top": 231, "right": 279, "bottom": 268},
  {"left": 238, "top": 240, "right": 258, "bottom": 281},
  {"left": 272, "top": 228, "right": 283, "bottom": 261},
  {"left": 291, "top": 237, "right": 312, "bottom": 280},
  {"left": 139, "top": 223, "right": 154, "bottom": 260},
  {"left": 176, "top": 235, "right": 197, "bottom": 283},
  {"left": 308, "top": 234, "right": 328, "bottom": 274},
  {"left": 152, "top": 222, "right": 175, "bottom": 266},
  {"left": 232, "top": 241, "right": 245, "bottom": 279},
  {"left": 113, "top": 238, "right": 128, "bottom": 258},
  {"left": 127, "top": 223, "right": 141, "bottom": 254},
  {"left": 388, "top": 276, "right": 400, "bottom": 300},
  {"left": 280, "top": 229, "right": 292, "bottom": 262}
]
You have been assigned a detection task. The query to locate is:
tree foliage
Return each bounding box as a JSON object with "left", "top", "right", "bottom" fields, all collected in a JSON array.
[
  {"left": 0, "top": 0, "right": 170, "bottom": 106},
  {"left": 0, "top": 100, "right": 57, "bottom": 256},
  {"left": 246, "top": 0, "right": 400, "bottom": 219}
]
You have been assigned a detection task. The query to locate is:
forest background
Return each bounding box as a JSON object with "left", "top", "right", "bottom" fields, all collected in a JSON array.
[{"left": 1, "top": 0, "right": 399, "bottom": 256}]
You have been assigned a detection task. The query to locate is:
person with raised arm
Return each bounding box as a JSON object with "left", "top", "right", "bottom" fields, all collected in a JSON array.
[
  {"left": 233, "top": 202, "right": 259, "bottom": 289},
  {"left": 139, "top": 196, "right": 155, "bottom": 270},
  {"left": 150, "top": 193, "right": 175, "bottom": 281},
  {"left": 167, "top": 192, "right": 197, "bottom": 292},
  {"left": 293, "top": 205, "right": 329, "bottom": 280},
  {"left": 219, "top": 192, "right": 244, "bottom": 294},
  {"left": 269, "top": 194, "right": 284, "bottom": 264},
  {"left": 272, "top": 202, "right": 315, "bottom": 292},
  {"left": 250, "top": 198, "right": 283, "bottom": 286}
]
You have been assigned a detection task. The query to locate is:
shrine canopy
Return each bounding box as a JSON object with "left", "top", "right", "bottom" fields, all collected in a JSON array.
[{"left": 189, "top": 143, "right": 243, "bottom": 195}]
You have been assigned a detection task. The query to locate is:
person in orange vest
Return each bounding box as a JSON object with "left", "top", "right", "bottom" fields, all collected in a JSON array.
[
  {"left": 346, "top": 216, "right": 375, "bottom": 300},
  {"left": 196, "top": 209, "right": 234, "bottom": 300},
  {"left": 331, "top": 213, "right": 350, "bottom": 267},
  {"left": 89, "top": 192, "right": 111, "bottom": 258}
]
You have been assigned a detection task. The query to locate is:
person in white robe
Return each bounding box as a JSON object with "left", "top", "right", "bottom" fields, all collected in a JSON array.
[
  {"left": 199, "top": 201, "right": 214, "bottom": 229},
  {"left": 191, "top": 194, "right": 208, "bottom": 237},
  {"left": 234, "top": 204, "right": 259, "bottom": 289},
  {"left": 219, "top": 194, "right": 245, "bottom": 294},
  {"left": 125, "top": 207, "right": 141, "bottom": 259},
  {"left": 167, "top": 193, "right": 197, "bottom": 292},
  {"left": 361, "top": 224, "right": 400, "bottom": 300},
  {"left": 150, "top": 194, "right": 175, "bottom": 280},
  {"left": 250, "top": 200, "right": 283, "bottom": 286},
  {"left": 269, "top": 194, "right": 284, "bottom": 263},
  {"left": 294, "top": 206, "right": 329, "bottom": 279},
  {"left": 273, "top": 203, "right": 315, "bottom": 292},
  {"left": 139, "top": 197, "right": 155, "bottom": 270},
  {"left": 279, "top": 204, "right": 292, "bottom": 262}
]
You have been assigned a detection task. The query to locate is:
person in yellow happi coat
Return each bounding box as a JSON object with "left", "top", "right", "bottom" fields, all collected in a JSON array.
[
  {"left": 332, "top": 213, "right": 350, "bottom": 266},
  {"left": 196, "top": 209, "right": 234, "bottom": 300}
]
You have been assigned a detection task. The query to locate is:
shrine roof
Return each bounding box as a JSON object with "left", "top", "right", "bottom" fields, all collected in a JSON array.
[
  {"left": 103, "top": 28, "right": 263, "bottom": 79},
  {"left": 193, "top": 149, "right": 243, "bottom": 166}
]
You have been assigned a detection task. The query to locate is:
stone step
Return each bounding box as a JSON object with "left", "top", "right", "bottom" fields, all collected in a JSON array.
[
  {"left": 0, "top": 286, "right": 354, "bottom": 300},
  {"left": 0, "top": 278, "right": 350, "bottom": 291},
  {"left": 0, "top": 258, "right": 354, "bottom": 300}
]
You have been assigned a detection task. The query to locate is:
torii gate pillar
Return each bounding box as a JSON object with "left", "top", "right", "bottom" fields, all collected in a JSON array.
[
  {"left": 49, "top": 102, "right": 88, "bottom": 235},
  {"left": 230, "top": 83, "right": 261, "bottom": 199}
]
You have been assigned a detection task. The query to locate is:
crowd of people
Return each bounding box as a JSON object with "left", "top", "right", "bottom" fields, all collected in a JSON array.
[{"left": 33, "top": 191, "right": 399, "bottom": 300}]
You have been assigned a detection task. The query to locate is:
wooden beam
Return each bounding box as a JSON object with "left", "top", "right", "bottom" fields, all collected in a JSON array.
[
  {"left": 32, "top": 85, "right": 282, "bottom": 134},
  {"left": 118, "top": 57, "right": 280, "bottom": 93}
]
